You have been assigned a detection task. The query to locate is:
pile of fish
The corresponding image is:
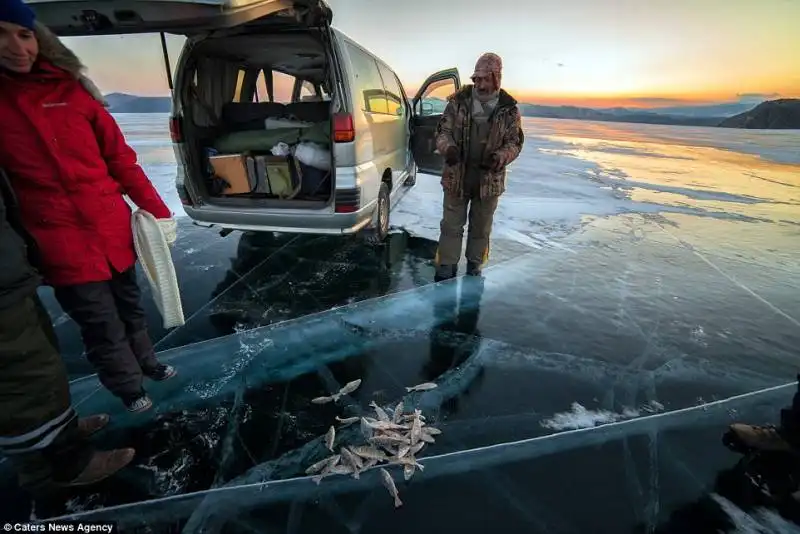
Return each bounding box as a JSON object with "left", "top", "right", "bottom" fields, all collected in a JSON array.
[{"left": 305, "top": 379, "right": 441, "bottom": 508}]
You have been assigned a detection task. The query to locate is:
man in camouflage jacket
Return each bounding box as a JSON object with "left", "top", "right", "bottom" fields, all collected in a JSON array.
[{"left": 433, "top": 52, "right": 524, "bottom": 281}]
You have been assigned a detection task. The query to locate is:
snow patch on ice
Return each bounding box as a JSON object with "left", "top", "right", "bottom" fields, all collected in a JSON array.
[
  {"left": 540, "top": 400, "right": 665, "bottom": 430},
  {"left": 712, "top": 494, "right": 800, "bottom": 533}
]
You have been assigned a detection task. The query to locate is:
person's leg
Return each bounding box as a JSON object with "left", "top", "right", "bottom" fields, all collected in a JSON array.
[
  {"left": 108, "top": 267, "right": 175, "bottom": 381},
  {"left": 464, "top": 194, "right": 500, "bottom": 275},
  {"left": 53, "top": 282, "right": 151, "bottom": 412},
  {"left": 0, "top": 295, "right": 92, "bottom": 487},
  {"left": 435, "top": 193, "right": 469, "bottom": 281}
]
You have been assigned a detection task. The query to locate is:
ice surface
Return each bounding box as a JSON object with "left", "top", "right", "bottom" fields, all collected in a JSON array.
[{"left": 9, "top": 115, "right": 797, "bottom": 532}]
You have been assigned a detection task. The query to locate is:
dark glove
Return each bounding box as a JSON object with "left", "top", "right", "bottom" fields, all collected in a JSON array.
[
  {"left": 481, "top": 152, "right": 505, "bottom": 172},
  {"left": 444, "top": 146, "right": 460, "bottom": 166}
]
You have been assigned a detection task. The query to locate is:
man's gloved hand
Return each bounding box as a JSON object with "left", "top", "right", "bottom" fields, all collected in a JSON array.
[
  {"left": 444, "top": 146, "right": 460, "bottom": 166},
  {"left": 482, "top": 152, "right": 505, "bottom": 172},
  {"left": 157, "top": 217, "right": 178, "bottom": 246}
]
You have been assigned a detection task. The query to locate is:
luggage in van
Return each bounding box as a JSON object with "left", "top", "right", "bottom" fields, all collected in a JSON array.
[
  {"left": 247, "top": 155, "right": 301, "bottom": 199},
  {"left": 209, "top": 154, "right": 257, "bottom": 195}
]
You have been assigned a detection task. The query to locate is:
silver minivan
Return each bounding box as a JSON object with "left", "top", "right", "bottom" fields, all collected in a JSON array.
[{"left": 28, "top": 0, "right": 463, "bottom": 244}]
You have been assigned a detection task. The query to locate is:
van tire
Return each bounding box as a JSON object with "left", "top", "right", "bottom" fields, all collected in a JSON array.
[{"left": 361, "top": 183, "right": 390, "bottom": 245}]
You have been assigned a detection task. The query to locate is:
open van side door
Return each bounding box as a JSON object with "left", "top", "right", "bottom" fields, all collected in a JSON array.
[
  {"left": 25, "top": 0, "right": 332, "bottom": 36},
  {"left": 410, "top": 68, "right": 460, "bottom": 176}
]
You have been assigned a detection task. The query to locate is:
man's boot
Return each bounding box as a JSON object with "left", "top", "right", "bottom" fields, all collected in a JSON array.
[
  {"left": 434, "top": 264, "right": 457, "bottom": 282},
  {"left": 60, "top": 448, "right": 136, "bottom": 488},
  {"left": 466, "top": 262, "right": 483, "bottom": 277}
]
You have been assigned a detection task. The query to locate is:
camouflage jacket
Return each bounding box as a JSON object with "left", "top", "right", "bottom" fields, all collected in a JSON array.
[{"left": 434, "top": 85, "right": 524, "bottom": 199}]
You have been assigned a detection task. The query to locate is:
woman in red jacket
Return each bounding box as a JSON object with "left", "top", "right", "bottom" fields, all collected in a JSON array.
[{"left": 0, "top": 3, "right": 178, "bottom": 414}]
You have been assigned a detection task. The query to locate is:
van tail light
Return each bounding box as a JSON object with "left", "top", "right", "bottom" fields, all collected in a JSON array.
[
  {"left": 169, "top": 115, "right": 183, "bottom": 143},
  {"left": 334, "top": 188, "right": 360, "bottom": 213},
  {"left": 333, "top": 113, "right": 355, "bottom": 143}
]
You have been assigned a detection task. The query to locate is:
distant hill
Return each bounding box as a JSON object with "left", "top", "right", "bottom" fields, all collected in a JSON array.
[
  {"left": 105, "top": 93, "right": 171, "bottom": 113},
  {"left": 718, "top": 99, "right": 800, "bottom": 129},
  {"left": 515, "top": 103, "right": 724, "bottom": 127}
]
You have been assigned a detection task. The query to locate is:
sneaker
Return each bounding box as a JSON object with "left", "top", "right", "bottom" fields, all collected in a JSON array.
[
  {"left": 125, "top": 394, "right": 153, "bottom": 413},
  {"left": 60, "top": 448, "right": 135, "bottom": 487},
  {"left": 728, "top": 423, "right": 794, "bottom": 452},
  {"left": 145, "top": 364, "right": 177, "bottom": 382},
  {"left": 77, "top": 414, "right": 109, "bottom": 438}
]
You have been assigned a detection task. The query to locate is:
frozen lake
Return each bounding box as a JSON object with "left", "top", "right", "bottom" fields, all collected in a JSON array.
[{"left": 6, "top": 115, "right": 800, "bottom": 533}]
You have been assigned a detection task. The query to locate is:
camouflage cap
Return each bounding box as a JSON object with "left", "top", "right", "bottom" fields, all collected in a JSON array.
[{"left": 472, "top": 52, "right": 503, "bottom": 90}]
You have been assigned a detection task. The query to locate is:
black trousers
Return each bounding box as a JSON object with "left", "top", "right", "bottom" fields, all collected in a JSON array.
[
  {"left": 0, "top": 294, "right": 93, "bottom": 491},
  {"left": 54, "top": 267, "right": 159, "bottom": 401}
]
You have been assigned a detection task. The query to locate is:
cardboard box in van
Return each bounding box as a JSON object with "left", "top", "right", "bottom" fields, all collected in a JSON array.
[{"left": 209, "top": 154, "right": 257, "bottom": 195}]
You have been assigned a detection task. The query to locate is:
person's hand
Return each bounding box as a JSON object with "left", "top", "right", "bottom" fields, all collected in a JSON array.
[
  {"left": 482, "top": 152, "right": 505, "bottom": 172},
  {"left": 444, "top": 146, "right": 460, "bottom": 166},
  {"left": 157, "top": 218, "right": 177, "bottom": 246}
]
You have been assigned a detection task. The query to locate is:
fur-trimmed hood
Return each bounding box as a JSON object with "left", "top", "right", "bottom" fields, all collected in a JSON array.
[{"left": 33, "top": 22, "right": 108, "bottom": 107}]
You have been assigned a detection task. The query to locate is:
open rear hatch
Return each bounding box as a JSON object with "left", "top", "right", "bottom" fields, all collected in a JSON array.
[{"left": 25, "top": 0, "right": 332, "bottom": 36}]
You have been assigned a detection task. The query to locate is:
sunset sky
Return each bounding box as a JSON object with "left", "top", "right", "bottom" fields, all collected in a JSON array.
[{"left": 58, "top": 0, "right": 800, "bottom": 109}]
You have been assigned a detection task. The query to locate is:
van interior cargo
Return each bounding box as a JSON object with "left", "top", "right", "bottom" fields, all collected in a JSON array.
[{"left": 179, "top": 30, "right": 335, "bottom": 209}]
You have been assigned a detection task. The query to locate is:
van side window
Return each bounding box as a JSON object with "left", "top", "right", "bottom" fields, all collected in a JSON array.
[
  {"left": 377, "top": 63, "right": 405, "bottom": 117},
  {"left": 346, "top": 42, "right": 389, "bottom": 115}
]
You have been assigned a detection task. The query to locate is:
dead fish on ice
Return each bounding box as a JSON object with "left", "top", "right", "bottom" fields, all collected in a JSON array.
[
  {"left": 405, "top": 382, "right": 438, "bottom": 393},
  {"left": 390, "top": 455, "right": 424, "bottom": 471},
  {"left": 409, "top": 415, "right": 422, "bottom": 446},
  {"left": 392, "top": 402, "right": 404, "bottom": 423},
  {"left": 352, "top": 445, "right": 389, "bottom": 461},
  {"left": 311, "top": 396, "right": 334, "bottom": 404},
  {"left": 305, "top": 454, "right": 338, "bottom": 475},
  {"left": 365, "top": 420, "right": 407, "bottom": 432},
  {"left": 341, "top": 446, "right": 364, "bottom": 478},
  {"left": 336, "top": 379, "right": 362, "bottom": 398},
  {"left": 324, "top": 425, "right": 336, "bottom": 452},
  {"left": 403, "top": 464, "right": 416, "bottom": 481},
  {"left": 423, "top": 426, "right": 441, "bottom": 436},
  {"left": 369, "top": 401, "right": 391, "bottom": 422},
  {"left": 380, "top": 468, "right": 403, "bottom": 508},
  {"left": 335, "top": 415, "right": 359, "bottom": 426}
]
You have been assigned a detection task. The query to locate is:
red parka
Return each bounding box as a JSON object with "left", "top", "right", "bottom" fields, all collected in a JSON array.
[{"left": 0, "top": 60, "right": 172, "bottom": 287}]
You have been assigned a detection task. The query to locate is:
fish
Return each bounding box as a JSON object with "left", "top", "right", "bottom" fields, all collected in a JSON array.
[
  {"left": 410, "top": 441, "right": 426, "bottom": 456},
  {"left": 335, "top": 416, "right": 360, "bottom": 426},
  {"left": 420, "top": 433, "right": 436, "bottom": 444},
  {"left": 337, "top": 379, "right": 362, "bottom": 397},
  {"left": 310, "top": 455, "right": 341, "bottom": 484},
  {"left": 352, "top": 445, "right": 388, "bottom": 461},
  {"left": 391, "top": 455, "right": 424, "bottom": 471},
  {"left": 380, "top": 468, "right": 403, "bottom": 508},
  {"left": 405, "top": 382, "right": 438, "bottom": 392},
  {"left": 305, "top": 455, "right": 336, "bottom": 475},
  {"left": 409, "top": 415, "right": 422, "bottom": 446},
  {"left": 324, "top": 425, "right": 336, "bottom": 452},
  {"left": 423, "top": 426, "right": 442, "bottom": 436},
  {"left": 360, "top": 417, "right": 375, "bottom": 439},
  {"left": 311, "top": 396, "right": 333, "bottom": 404},
  {"left": 329, "top": 464, "right": 354, "bottom": 476},
  {"left": 341, "top": 446, "right": 364, "bottom": 470},
  {"left": 366, "top": 420, "right": 407, "bottom": 432},
  {"left": 397, "top": 444, "right": 411, "bottom": 458},
  {"left": 392, "top": 402, "right": 404, "bottom": 423},
  {"left": 370, "top": 401, "right": 391, "bottom": 422},
  {"left": 403, "top": 464, "right": 416, "bottom": 481},
  {"left": 364, "top": 458, "right": 380, "bottom": 469}
]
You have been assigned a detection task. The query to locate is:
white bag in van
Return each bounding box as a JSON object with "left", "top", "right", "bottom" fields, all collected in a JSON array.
[{"left": 294, "top": 141, "right": 331, "bottom": 171}]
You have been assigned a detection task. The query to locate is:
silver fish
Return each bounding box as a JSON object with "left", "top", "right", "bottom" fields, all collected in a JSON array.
[
  {"left": 305, "top": 455, "right": 336, "bottom": 475},
  {"left": 410, "top": 416, "right": 422, "bottom": 446},
  {"left": 341, "top": 446, "right": 364, "bottom": 470},
  {"left": 311, "top": 396, "right": 333, "bottom": 404},
  {"left": 405, "top": 382, "right": 438, "bottom": 392},
  {"left": 335, "top": 416, "right": 359, "bottom": 426},
  {"left": 366, "top": 420, "right": 407, "bottom": 432},
  {"left": 370, "top": 401, "right": 391, "bottom": 422},
  {"left": 324, "top": 425, "right": 336, "bottom": 452},
  {"left": 352, "top": 445, "right": 388, "bottom": 461},
  {"left": 360, "top": 417, "right": 375, "bottom": 439},
  {"left": 311, "top": 455, "right": 341, "bottom": 484},
  {"left": 329, "top": 463, "right": 354, "bottom": 476},
  {"left": 337, "top": 379, "right": 362, "bottom": 397},
  {"left": 420, "top": 433, "right": 436, "bottom": 444},
  {"left": 403, "top": 463, "right": 416, "bottom": 481},
  {"left": 397, "top": 444, "right": 411, "bottom": 458},
  {"left": 380, "top": 468, "right": 403, "bottom": 508},
  {"left": 364, "top": 458, "right": 380, "bottom": 469},
  {"left": 423, "top": 426, "right": 442, "bottom": 436},
  {"left": 410, "top": 441, "right": 426, "bottom": 456},
  {"left": 392, "top": 402, "right": 404, "bottom": 423},
  {"left": 391, "top": 455, "right": 424, "bottom": 470}
]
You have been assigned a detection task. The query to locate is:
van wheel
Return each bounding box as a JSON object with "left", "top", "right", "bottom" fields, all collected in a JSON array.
[{"left": 361, "top": 183, "right": 390, "bottom": 245}]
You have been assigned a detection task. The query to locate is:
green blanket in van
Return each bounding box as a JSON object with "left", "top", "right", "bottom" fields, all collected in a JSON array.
[{"left": 213, "top": 121, "right": 330, "bottom": 154}]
